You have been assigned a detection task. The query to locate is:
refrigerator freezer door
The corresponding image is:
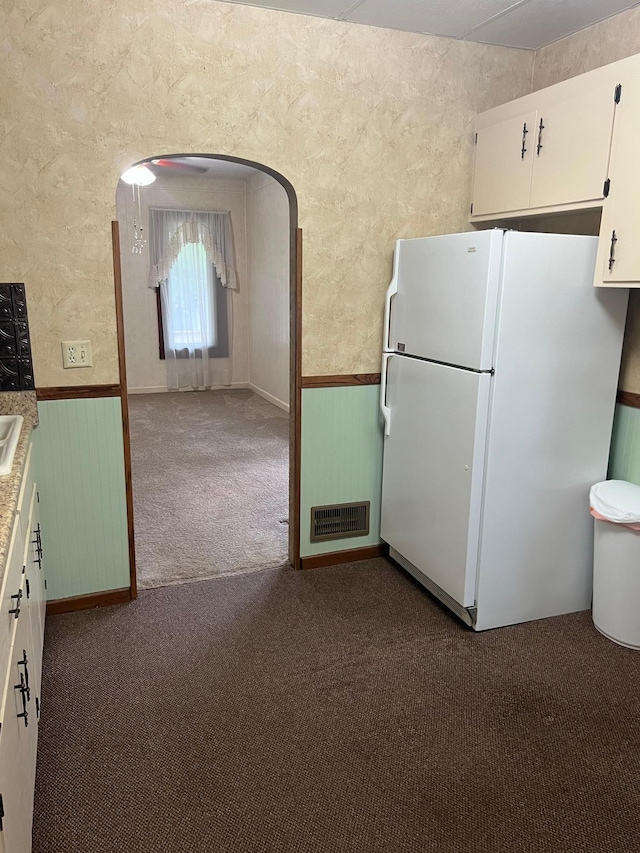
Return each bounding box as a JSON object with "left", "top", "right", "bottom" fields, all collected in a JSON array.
[
  {"left": 387, "top": 230, "right": 503, "bottom": 370},
  {"left": 380, "top": 355, "right": 491, "bottom": 608}
]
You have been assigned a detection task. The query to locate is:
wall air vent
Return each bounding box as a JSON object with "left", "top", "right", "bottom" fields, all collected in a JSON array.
[{"left": 310, "top": 501, "right": 370, "bottom": 542}]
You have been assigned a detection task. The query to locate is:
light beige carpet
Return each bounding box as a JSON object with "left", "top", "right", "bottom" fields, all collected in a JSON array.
[{"left": 128, "top": 390, "right": 289, "bottom": 589}]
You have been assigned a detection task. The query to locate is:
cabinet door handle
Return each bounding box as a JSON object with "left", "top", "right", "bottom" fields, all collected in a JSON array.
[
  {"left": 15, "top": 673, "right": 29, "bottom": 727},
  {"left": 33, "top": 526, "right": 43, "bottom": 563},
  {"left": 537, "top": 117, "right": 545, "bottom": 156},
  {"left": 609, "top": 230, "right": 618, "bottom": 271},
  {"left": 9, "top": 589, "right": 22, "bottom": 618},
  {"left": 521, "top": 122, "right": 528, "bottom": 159},
  {"left": 17, "top": 649, "right": 30, "bottom": 701}
]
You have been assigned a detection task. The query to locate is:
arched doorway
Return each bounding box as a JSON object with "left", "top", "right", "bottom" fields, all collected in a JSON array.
[{"left": 112, "top": 153, "right": 301, "bottom": 596}]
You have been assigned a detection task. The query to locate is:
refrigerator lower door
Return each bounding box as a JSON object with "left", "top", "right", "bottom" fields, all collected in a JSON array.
[{"left": 381, "top": 355, "right": 491, "bottom": 608}]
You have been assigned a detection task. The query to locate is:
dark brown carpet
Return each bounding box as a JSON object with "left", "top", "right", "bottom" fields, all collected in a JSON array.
[{"left": 33, "top": 559, "right": 640, "bottom": 853}]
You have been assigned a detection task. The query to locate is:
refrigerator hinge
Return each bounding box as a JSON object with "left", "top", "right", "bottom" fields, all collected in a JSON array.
[
  {"left": 603, "top": 178, "right": 611, "bottom": 198},
  {"left": 614, "top": 83, "right": 622, "bottom": 104}
]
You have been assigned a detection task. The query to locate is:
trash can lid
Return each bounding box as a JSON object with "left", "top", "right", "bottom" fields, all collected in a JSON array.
[{"left": 590, "top": 479, "right": 640, "bottom": 524}]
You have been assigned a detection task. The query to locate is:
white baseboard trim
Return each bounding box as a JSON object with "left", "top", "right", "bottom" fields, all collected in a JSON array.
[
  {"left": 248, "top": 384, "right": 290, "bottom": 412},
  {"left": 128, "top": 383, "right": 251, "bottom": 395},
  {"left": 128, "top": 386, "right": 168, "bottom": 395}
]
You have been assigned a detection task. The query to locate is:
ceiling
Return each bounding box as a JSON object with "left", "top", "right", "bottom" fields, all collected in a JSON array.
[
  {"left": 214, "top": 0, "right": 640, "bottom": 49},
  {"left": 145, "top": 157, "right": 261, "bottom": 180}
]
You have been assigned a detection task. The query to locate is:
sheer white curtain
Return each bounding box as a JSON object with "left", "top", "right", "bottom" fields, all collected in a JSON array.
[{"left": 149, "top": 209, "right": 238, "bottom": 391}]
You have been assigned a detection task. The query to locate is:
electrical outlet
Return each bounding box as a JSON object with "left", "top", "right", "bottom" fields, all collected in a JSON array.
[{"left": 62, "top": 340, "right": 93, "bottom": 369}]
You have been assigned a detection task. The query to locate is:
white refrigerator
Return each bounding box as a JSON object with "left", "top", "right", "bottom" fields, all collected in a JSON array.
[{"left": 380, "top": 229, "right": 628, "bottom": 631}]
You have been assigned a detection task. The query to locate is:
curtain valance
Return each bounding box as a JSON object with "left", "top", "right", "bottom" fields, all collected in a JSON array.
[{"left": 148, "top": 208, "right": 238, "bottom": 291}]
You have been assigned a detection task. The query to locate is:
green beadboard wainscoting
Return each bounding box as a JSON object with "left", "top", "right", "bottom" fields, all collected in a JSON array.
[
  {"left": 300, "top": 385, "right": 384, "bottom": 557},
  {"left": 33, "top": 387, "right": 385, "bottom": 596},
  {"left": 32, "top": 397, "right": 130, "bottom": 601},
  {"left": 609, "top": 403, "right": 640, "bottom": 484}
]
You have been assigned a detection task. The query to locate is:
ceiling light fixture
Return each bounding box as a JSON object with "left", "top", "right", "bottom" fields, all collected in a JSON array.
[
  {"left": 120, "top": 164, "right": 156, "bottom": 186},
  {"left": 120, "top": 164, "right": 156, "bottom": 254}
]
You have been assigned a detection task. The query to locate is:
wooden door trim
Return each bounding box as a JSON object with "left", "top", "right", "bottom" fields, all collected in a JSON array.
[
  {"left": 112, "top": 158, "right": 302, "bottom": 586},
  {"left": 291, "top": 227, "right": 302, "bottom": 569},
  {"left": 112, "top": 221, "right": 138, "bottom": 600}
]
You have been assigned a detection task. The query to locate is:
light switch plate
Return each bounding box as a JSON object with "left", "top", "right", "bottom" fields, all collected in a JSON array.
[{"left": 62, "top": 340, "right": 92, "bottom": 369}]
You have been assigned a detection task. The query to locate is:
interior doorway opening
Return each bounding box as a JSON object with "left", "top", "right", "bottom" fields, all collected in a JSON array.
[{"left": 113, "top": 154, "right": 301, "bottom": 593}]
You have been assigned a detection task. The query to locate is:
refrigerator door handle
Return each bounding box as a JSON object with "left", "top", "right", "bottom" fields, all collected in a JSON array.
[
  {"left": 380, "top": 352, "right": 392, "bottom": 436},
  {"left": 383, "top": 273, "right": 399, "bottom": 352}
]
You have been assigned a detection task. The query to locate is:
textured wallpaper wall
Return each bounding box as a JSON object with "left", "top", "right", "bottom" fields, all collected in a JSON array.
[
  {"left": 247, "top": 172, "right": 290, "bottom": 408},
  {"left": 0, "top": 0, "right": 533, "bottom": 385},
  {"left": 533, "top": 7, "right": 640, "bottom": 394}
]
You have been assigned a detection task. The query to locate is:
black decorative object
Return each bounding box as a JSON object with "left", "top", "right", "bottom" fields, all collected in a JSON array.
[{"left": 0, "top": 284, "right": 35, "bottom": 391}]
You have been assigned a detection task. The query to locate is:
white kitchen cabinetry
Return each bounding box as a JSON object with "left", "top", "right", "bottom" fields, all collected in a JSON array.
[
  {"left": 596, "top": 68, "right": 640, "bottom": 288},
  {"left": 528, "top": 79, "right": 616, "bottom": 210},
  {"left": 471, "top": 52, "right": 640, "bottom": 288},
  {"left": 0, "top": 446, "right": 46, "bottom": 853},
  {"left": 472, "top": 68, "right": 620, "bottom": 219},
  {"left": 472, "top": 110, "right": 536, "bottom": 216}
]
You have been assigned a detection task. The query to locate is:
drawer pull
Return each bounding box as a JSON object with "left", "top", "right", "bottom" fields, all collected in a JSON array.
[
  {"left": 17, "top": 649, "right": 30, "bottom": 701},
  {"left": 9, "top": 589, "right": 22, "bottom": 618},
  {"left": 15, "top": 673, "right": 29, "bottom": 728}
]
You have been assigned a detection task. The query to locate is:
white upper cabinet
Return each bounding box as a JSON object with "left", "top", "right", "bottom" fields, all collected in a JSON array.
[
  {"left": 471, "top": 52, "right": 640, "bottom": 288},
  {"left": 471, "top": 59, "right": 628, "bottom": 220},
  {"left": 596, "top": 69, "right": 640, "bottom": 287},
  {"left": 472, "top": 111, "right": 536, "bottom": 216},
  {"left": 528, "top": 80, "right": 616, "bottom": 210}
]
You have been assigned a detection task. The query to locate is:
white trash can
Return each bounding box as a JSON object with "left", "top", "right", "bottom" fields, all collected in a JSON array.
[{"left": 590, "top": 479, "right": 640, "bottom": 649}]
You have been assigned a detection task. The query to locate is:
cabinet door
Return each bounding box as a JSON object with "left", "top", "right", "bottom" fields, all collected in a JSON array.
[
  {"left": 530, "top": 80, "right": 617, "bottom": 210},
  {"left": 24, "top": 486, "right": 44, "bottom": 708},
  {"left": 597, "top": 78, "right": 640, "bottom": 286},
  {"left": 0, "top": 609, "right": 37, "bottom": 853},
  {"left": 472, "top": 110, "right": 536, "bottom": 216},
  {"left": 0, "top": 523, "right": 22, "bottom": 668}
]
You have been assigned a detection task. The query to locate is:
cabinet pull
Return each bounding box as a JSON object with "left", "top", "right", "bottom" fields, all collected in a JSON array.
[
  {"left": 537, "top": 118, "right": 545, "bottom": 156},
  {"left": 521, "top": 122, "right": 528, "bottom": 159},
  {"left": 17, "top": 650, "right": 30, "bottom": 701},
  {"left": 15, "top": 673, "right": 29, "bottom": 727},
  {"left": 609, "top": 230, "right": 618, "bottom": 271},
  {"left": 33, "top": 525, "right": 43, "bottom": 563},
  {"left": 9, "top": 589, "right": 22, "bottom": 618}
]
